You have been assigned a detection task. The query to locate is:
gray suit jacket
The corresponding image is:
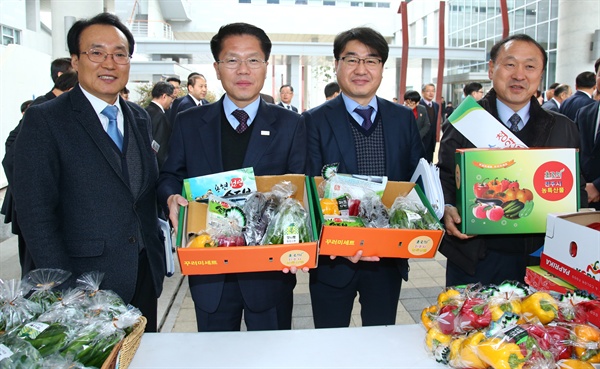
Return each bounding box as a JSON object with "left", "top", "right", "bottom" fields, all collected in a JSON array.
[
  {"left": 13, "top": 85, "right": 165, "bottom": 303},
  {"left": 541, "top": 98, "right": 559, "bottom": 112}
]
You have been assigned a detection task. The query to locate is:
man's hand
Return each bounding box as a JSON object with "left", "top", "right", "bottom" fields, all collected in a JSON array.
[
  {"left": 330, "top": 249, "right": 380, "bottom": 263},
  {"left": 167, "top": 194, "right": 189, "bottom": 232},
  {"left": 443, "top": 205, "right": 475, "bottom": 240},
  {"left": 282, "top": 266, "right": 310, "bottom": 274},
  {"left": 586, "top": 183, "right": 600, "bottom": 203}
]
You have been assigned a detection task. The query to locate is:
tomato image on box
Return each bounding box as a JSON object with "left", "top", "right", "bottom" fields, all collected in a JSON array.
[{"left": 455, "top": 148, "right": 579, "bottom": 235}]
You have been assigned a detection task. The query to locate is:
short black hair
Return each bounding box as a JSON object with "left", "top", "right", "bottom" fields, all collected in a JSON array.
[
  {"left": 166, "top": 76, "right": 181, "bottom": 84},
  {"left": 595, "top": 57, "right": 600, "bottom": 75},
  {"left": 548, "top": 82, "right": 560, "bottom": 90},
  {"left": 280, "top": 84, "right": 293, "bottom": 92},
  {"left": 324, "top": 82, "right": 340, "bottom": 98},
  {"left": 553, "top": 84, "right": 570, "bottom": 97},
  {"left": 20, "top": 100, "right": 33, "bottom": 114},
  {"left": 210, "top": 23, "right": 272, "bottom": 61},
  {"left": 120, "top": 86, "right": 129, "bottom": 94},
  {"left": 463, "top": 82, "right": 483, "bottom": 97},
  {"left": 575, "top": 71, "right": 596, "bottom": 89},
  {"left": 53, "top": 71, "right": 78, "bottom": 92},
  {"left": 489, "top": 34, "right": 547, "bottom": 71},
  {"left": 333, "top": 27, "right": 389, "bottom": 64},
  {"left": 404, "top": 90, "right": 421, "bottom": 103},
  {"left": 187, "top": 74, "right": 206, "bottom": 88},
  {"left": 67, "top": 12, "right": 135, "bottom": 57},
  {"left": 50, "top": 57, "right": 73, "bottom": 83},
  {"left": 151, "top": 81, "right": 175, "bottom": 98}
]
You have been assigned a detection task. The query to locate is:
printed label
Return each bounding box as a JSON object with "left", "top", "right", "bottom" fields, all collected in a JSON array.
[
  {"left": 280, "top": 250, "right": 310, "bottom": 267},
  {"left": 408, "top": 236, "right": 434, "bottom": 256},
  {"left": 18, "top": 322, "right": 49, "bottom": 340}
]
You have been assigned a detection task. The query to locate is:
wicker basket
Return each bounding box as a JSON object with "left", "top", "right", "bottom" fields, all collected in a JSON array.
[{"left": 101, "top": 316, "right": 147, "bottom": 369}]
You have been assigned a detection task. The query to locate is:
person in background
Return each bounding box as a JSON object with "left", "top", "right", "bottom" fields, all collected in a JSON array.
[
  {"left": 444, "top": 101, "right": 454, "bottom": 118},
  {"left": 12, "top": 12, "right": 166, "bottom": 332},
  {"left": 560, "top": 70, "right": 596, "bottom": 121},
  {"left": 534, "top": 90, "right": 544, "bottom": 105},
  {"left": 573, "top": 57, "right": 600, "bottom": 210},
  {"left": 158, "top": 22, "right": 306, "bottom": 332},
  {"left": 541, "top": 84, "right": 572, "bottom": 112},
  {"left": 30, "top": 71, "right": 79, "bottom": 106},
  {"left": 419, "top": 83, "right": 439, "bottom": 163},
  {"left": 119, "top": 86, "right": 130, "bottom": 101},
  {"left": 50, "top": 57, "right": 73, "bottom": 83},
  {"left": 175, "top": 74, "right": 209, "bottom": 115},
  {"left": 542, "top": 82, "right": 560, "bottom": 103},
  {"left": 403, "top": 90, "right": 430, "bottom": 140},
  {"left": 278, "top": 84, "right": 298, "bottom": 112},
  {"left": 166, "top": 76, "right": 182, "bottom": 97},
  {"left": 169, "top": 72, "right": 205, "bottom": 123},
  {"left": 463, "top": 82, "right": 484, "bottom": 101},
  {"left": 146, "top": 81, "right": 176, "bottom": 169},
  {"left": 437, "top": 34, "right": 585, "bottom": 287},
  {"left": 324, "top": 81, "right": 340, "bottom": 101},
  {"left": 303, "top": 26, "right": 424, "bottom": 329}
]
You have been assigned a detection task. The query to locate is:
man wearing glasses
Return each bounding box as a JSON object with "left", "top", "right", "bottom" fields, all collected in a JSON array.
[
  {"left": 146, "top": 81, "right": 176, "bottom": 169},
  {"left": 303, "top": 27, "right": 425, "bottom": 328},
  {"left": 13, "top": 13, "right": 166, "bottom": 332},
  {"left": 158, "top": 23, "right": 306, "bottom": 332}
]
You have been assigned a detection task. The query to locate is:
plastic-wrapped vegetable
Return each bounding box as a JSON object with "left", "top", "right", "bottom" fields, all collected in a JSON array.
[
  {"left": 0, "top": 279, "right": 43, "bottom": 333},
  {"left": 389, "top": 196, "right": 442, "bottom": 230},
  {"left": 261, "top": 198, "right": 310, "bottom": 245},
  {"left": 357, "top": 194, "right": 389, "bottom": 228},
  {"left": 22, "top": 269, "right": 71, "bottom": 312},
  {"left": 242, "top": 191, "right": 268, "bottom": 245},
  {"left": 0, "top": 335, "right": 43, "bottom": 369},
  {"left": 19, "top": 321, "right": 70, "bottom": 357}
]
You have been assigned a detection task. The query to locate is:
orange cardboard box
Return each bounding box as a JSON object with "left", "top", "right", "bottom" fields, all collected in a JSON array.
[
  {"left": 176, "top": 174, "right": 318, "bottom": 275},
  {"left": 311, "top": 177, "right": 444, "bottom": 258}
]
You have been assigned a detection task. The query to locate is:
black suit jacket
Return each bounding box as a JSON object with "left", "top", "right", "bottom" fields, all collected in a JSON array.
[
  {"left": 1, "top": 120, "right": 21, "bottom": 231},
  {"left": 574, "top": 100, "right": 600, "bottom": 209},
  {"left": 157, "top": 96, "right": 307, "bottom": 313},
  {"left": 419, "top": 99, "right": 440, "bottom": 161},
  {"left": 145, "top": 102, "right": 171, "bottom": 169},
  {"left": 303, "top": 94, "right": 425, "bottom": 287},
  {"left": 170, "top": 95, "right": 209, "bottom": 123},
  {"left": 277, "top": 102, "right": 298, "bottom": 113},
  {"left": 560, "top": 90, "right": 594, "bottom": 121},
  {"left": 13, "top": 85, "right": 166, "bottom": 303}
]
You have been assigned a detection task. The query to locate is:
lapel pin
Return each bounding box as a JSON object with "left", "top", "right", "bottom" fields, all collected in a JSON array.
[{"left": 261, "top": 131, "right": 270, "bottom": 136}]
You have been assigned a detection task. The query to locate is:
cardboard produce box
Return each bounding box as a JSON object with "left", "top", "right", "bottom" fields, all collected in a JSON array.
[
  {"left": 311, "top": 177, "right": 444, "bottom": 258},
  {"left": 541, "top": 211, "right": 600, "bottom": 296},
  {"left": 525, "top": 265, "right": 576, "bottom": 294},
  {"left": 176, "top": 174, "right": 319, "bottom": 275},
  {"left": 455, "top": 148, "right": 579, "bottom": 235}
]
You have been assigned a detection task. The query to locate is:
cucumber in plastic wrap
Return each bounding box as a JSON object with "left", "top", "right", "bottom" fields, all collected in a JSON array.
[{"left": 261, "top": 198, "right": 310, "bottom": 245}]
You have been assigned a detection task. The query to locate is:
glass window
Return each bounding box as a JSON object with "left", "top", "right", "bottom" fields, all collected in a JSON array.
[
  {"left": 323, "top": 0, "right": 335, "bottom": 5},
  {"left": 239, "top": 0, "right": 251, "bottom": 3},
  {"left": 377, "top": 2, "right": 390, "bottom": 7},
  {"left": 351, "top": 1, "right": 362, "bottom": 5},
  {"left": 295, "top": 0, "right": 308, "bottom": 3},
  {"left": 1, "top": 25, "right": 21, "bottom": 46},
  {"left": 267, "top": 0, "right": 280, "bottom": 3},
  {"left": 365, "top": 2, "right": 376, "bottom": 7}
]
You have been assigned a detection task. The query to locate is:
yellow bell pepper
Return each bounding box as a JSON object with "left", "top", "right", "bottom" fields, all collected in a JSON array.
[
  {"left": 477, "top": 337, "right": 525, "bottom": 369},
  {"left": 188, "top": 234, "right": 216, "bottom": 248},
  {"left": 319, "top": 198, "right": 340, "bottom": 215},
  {"left": 448, "top": 336, "right": 465, "bottom": 364},
  {"left": 574, "top": 324, "right": 600, "bottom": 363},
  {"left": 455, "top": 331, "right": 487, "bottom": 369},
  {"left": 425, "top": 326, "right": 452, "bottom": 351},
  {"left": 437, "top": 288, "right": 461, "bottom": 307},
  {"left": 421, "top": 304, "right": 438, "bottom": 330},
  {"left": 489, "top": 299, "right": 522, "bottom": 321},
  {"left": 520, "top": 291, "right": 558, "bottom": 324},
  {"left": 557, "top": 359, "right": 595, "bottom": 369}
]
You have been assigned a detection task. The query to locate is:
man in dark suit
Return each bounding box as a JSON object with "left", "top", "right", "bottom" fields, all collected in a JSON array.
[
  {"left": 168, "top": 72, "right": 208, "bottom": 123},
  {"left": 277, "top": 84, "right": 298, "bottom": 112},
  {"left": 560, "top": 70, "right": 597, "bottom": 121},
  {"left": 419, "top": 83, "right": 439, "bottom": 162},
  {"left": 158, "top": 22, "right": 306, "bottom": 332},
  {"left": 303, "top": 27, "right": 424, "bottom": 329},
  {"left": 146, "top": 81, "right": 175, "bottom": 169},
  {"left": 438, "top": 34, "right": 586, "bottom": 287},
  {"left": 30, "top": 71, "right": 79, "bottom": 107},
  {"left": 541, "top": 84, "right": 571, "bottom": 112},
  {"left": 574, "top": 60, "right": 600, "bottom": 210},
  {"left": 12, "top": 13, "right": 165, "bottom": 332}
]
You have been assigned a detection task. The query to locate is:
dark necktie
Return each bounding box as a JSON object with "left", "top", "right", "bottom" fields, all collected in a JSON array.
[
  {"left": 101, "top": 105, "right": 123, "bottom": 151},
  {"left": 509, "top": 113, "right": 521, "bottom": 133},
  {"left": 232, "top": 109, "right": 249, "bottom": 134},
  {"left": 354, "top": 106, "right": 374, "bottom": 130}
]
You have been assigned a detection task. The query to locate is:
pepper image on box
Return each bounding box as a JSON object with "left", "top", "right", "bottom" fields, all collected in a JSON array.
[
  {"left": 157, "top": 22, "right": 307, "bottom": 332},
  {"left": 303, "top": 27, "right": 425, "bottom": 328},
  {"left": 437, "top": 34, "right": 587, "bottom": 287}
]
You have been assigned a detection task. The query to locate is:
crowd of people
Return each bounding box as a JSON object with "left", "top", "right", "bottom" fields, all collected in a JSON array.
[{"left": 2, "top": 11, "right": 600, "bottom": 334}]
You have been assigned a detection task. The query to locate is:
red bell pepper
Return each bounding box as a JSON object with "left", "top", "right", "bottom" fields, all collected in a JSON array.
[
  {"left": 437, "top": 304, "right": 459, "bottom": 335},
  {"left": 458, "top": 297, "right": 491, "bottom": 331}
]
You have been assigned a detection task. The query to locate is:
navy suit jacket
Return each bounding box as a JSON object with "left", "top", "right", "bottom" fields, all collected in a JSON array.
[
  {"left": 157, "top": 96, "right": 307, "bottom": 313},
  {"left": 541, "top": 99, "right": 560, "bottom": 112},
  {"left": 303, "top": 94, "right": 425, "bottom": 287},
  {"left": 277, "top": 102, "right": 298, "bottom": 113},
  {"left": 560, "top": 90, "right": 594, "bottom": 121},
  {"left": 13, "top": 85, "right": 165, "bottom": 303},
  {"left": 574, "top": 100, "right": 600, "bottom": 208},
  {"left": 169, "top": 95, "right": 209, "bottom": 124}
]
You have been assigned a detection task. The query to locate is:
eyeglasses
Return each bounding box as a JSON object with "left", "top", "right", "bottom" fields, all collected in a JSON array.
[
  {"left": 81, "top": 49, "right": 131, "bottom": 65},
  {"left": 217, "top": 57, "right": 267, "bottom": 69},
  {"left": 337, "top": 56, "right": 382, "bottom": 68}
]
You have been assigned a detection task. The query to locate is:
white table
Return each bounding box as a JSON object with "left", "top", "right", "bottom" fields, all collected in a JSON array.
[{"left": 129, "top": 324, "right": 446, "bottom": 368}]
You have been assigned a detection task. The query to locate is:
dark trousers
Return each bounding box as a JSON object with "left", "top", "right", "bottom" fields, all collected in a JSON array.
[
  {"left": 310, "top": 262, "right": 402, "bottom": 328},
  {"left": 194, "top": 275, "right": 293, "bottom": 332},
  {"left": 17, "top": 232, "right": 36, "bottom": 277},
  {"left": 445, "top": 249, "right": 537, "bottom": 287},
  {"left": 130, "top": 249, "right": 158, "bottom": 332}
]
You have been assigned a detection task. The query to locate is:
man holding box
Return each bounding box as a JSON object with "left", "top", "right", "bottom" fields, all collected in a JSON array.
[
  {"left": 303, "top": 27, "right": 424, "bottom": 328},
  {"left": 438, "top": 34, "right": 586, "bottom": 286},
  {"left": 157, "top": 23, "right": 306, "bottom": 332}
]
